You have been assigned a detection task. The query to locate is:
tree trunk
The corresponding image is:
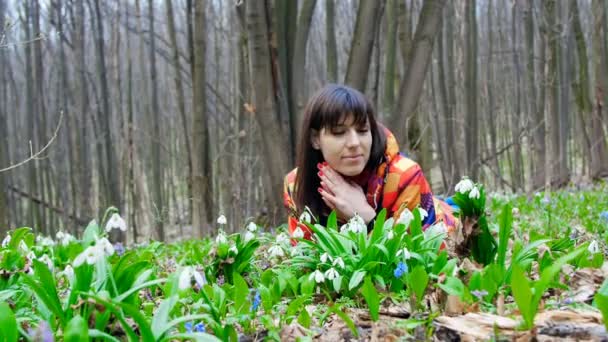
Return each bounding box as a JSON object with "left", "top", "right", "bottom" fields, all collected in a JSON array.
[
  {"left": 326, "top": 0, "right": 338, "bottom": 82},
  {"left": 464, "top": 0, "right": 479, "bottom": 180},
  {"left": 344, "top": 0, "right": 383, "bottom": 91},
  {"left": 591, "top": 0, "right": 608, "bottom": 178},
  {"left": 0, "top": 0, "right": 8, "bottom": 231},
  {"left": 390, "top": 0, "right": 445, "bottom": 147},
  {"left": 510, "top": 3, "right": 523, "bottom": 190},
  {"left": 166, "top": 0, "right": 193, "bottom": 223},
  {"left": 291, "top": 0, "right": 317, "bottom": 131},
  {"left": 125, "top": 0, "right": 138, "bottom": 243},
  {"left": 383, "top": 0, "right": 398, "bottom": 117},
  {"left": 192, "top": 0, "right": 213, "bottom": 236},
  {"left": 246, "top": 0, "right": 290, "bottom": 224},
  {"left": 486, "top": 0, "right": 501, "bottom": 189}
]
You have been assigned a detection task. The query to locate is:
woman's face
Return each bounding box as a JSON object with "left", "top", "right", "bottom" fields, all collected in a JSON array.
[{"left": 312, "top": 115, "right": 372, "bottom": 177}]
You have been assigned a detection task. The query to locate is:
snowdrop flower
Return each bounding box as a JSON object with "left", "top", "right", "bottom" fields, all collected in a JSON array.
[
  {"left": 512, "top": 207, "right": 520, "bottom": 217},
  {"left": 469, "top": 186, "right": 480, "bottom": 199},
  {"left": 105, "top": 213, "right": 127, "bottom": 232},
  {"left": 178, "top": 266, "right": 206, "bottom": 290},
  {"left": 320, "top": 252, "right": 331, "bottom": 263},
  {"left": 60, "top": 233, "right": 76, "bottom": 246},
  {"left": 418, "top": 208, "right": 428, "bottom": 220},
  {"left": 332, "top": 257, "right": 345, "bottom": 269},
  {"left": 396, "top": 247, "right": 412, "bottom": 260},
  {"left": 387, "top": 229, "right": 394, "bottom": 240},
  {"left": 215, "top": 232, "right": 228, "bottom": 245},
  {"left": 455, "top": 178, "right": 474, "bottom": 194},
  {"left": 26, "top": 251, "right": 36, "bottom": 261},
  {"left": 324, "top": 268, "right": 339, "bottom": 281},
  {"left": 276, "top": 233, "right": 289, "bottom": 245},
  {"left": 244, "top": 231, "right": 255, "bottom": 242},
  {"left": 339, "top": 224, "right": 349, "bottom": 234},
  {"left": 19, "top": 240, "right": 29, "bottom": 253},
  {"left": 292, "top": 226, "right": 305, "bottom": 239},
  {"left": 96, "top": 238, "right": 115, "bottom": 257},
  {"left": 309, "top": 270, "right": 325, "bottom": 283},
  {"left": 397, "top": 209, "right": 414, "bottom": 227},
  {"left": 38, "top": 254, "right": 54, "bottom": 271},
  {"left": 56, "top": 231, "right": 65, "bottom": 240},
  {"left": 217, "top": 215, "right": 227, "bottom": 225},
  {"left": 268, "top": 244, "right": 285, "bottom": 258},
  {"left": 347, "top": 215, "right": 366, "bottom": 234},
  {"left": 1, "top": 234, "right": 10, "bottom": 248},
  {"left": 299, "top": 210, "right": 311, "bottom": 224},
  {"left": 229, "top": 245, "right": 239, "bottom": 255},
  {"left": 588, "top": 240, "right": 600, "bottom": 254},
  {"left": 74, "top": 245, "right": 103, "bottom": 267},
  {"left": 247, "top": 222, "right": 258, "bottom": 232},
  {"left": 38, "top": 236, "right": 55, "bottom": 247},
  {"left": 63, "top": 265, "right": 75, "bottom": 284}
]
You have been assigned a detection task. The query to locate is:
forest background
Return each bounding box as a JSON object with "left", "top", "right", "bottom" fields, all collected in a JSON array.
[{"left": 0, "top": 0, "right": 607, "bottom": 243}]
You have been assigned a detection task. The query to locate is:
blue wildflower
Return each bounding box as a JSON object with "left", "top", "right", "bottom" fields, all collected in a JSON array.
[
  {"left": 471, "top": 289, "right": 488, "bottom": 300},
  {"left": 185, "top": 322, "right": 193, "bottom": 333},
  {"left": 393, "top": 262, "right": 408, "bottom": 278},
  {"left": 29, "top": 321, "right": 54, "bottom": 342},
  {"left": 194, "top": 322, "right": 206, "bottom": 333},
  {"left": 250, "top": 290, "right": 261, "bottom": 312},
  {"left": 600, "top": 211, "right": 608, "bottom": 224},
  {"left": 114, "top": 242, "right": 125, "bottom": 256}
]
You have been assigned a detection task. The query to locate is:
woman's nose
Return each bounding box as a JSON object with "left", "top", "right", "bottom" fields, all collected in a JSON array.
[{"left": 345, "top": 130, "right": 360, "bottom": 147}]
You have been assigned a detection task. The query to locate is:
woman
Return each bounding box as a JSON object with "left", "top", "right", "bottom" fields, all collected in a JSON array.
[{"left": 283, "top": 84, "right": 457, "bottom": 241}]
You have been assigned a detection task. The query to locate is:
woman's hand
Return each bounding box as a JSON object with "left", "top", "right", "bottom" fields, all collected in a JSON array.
[{"left": 317, "top": 164, "right": 376, "bottom": 223}]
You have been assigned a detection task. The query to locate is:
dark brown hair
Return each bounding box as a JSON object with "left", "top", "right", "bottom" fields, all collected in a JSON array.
[{"left": 294, "top": 84, "right": 386, "bottom": 219}]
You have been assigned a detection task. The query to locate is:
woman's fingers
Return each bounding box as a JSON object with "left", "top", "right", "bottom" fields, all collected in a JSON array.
[{"left": 319, "top": 187, "right": 338, "bottom": 208}]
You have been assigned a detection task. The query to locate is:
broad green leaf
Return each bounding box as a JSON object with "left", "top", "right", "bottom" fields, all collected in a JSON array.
[
  {"left": 594, "top": 293, "right": 608, "bottom": 330},
  {"left": 496, "top": 204, "right": 513, "bottom": 267},
  {"left": 232, "top": 273, "right": 250, "bottom": 316},
  {"left": 298, "top": 307, "right": 311, "bottom": 328},
  {"left": 348, "top": 270, "right": 366, "bottom": 291},
  {"left": 511, "top": 265, "right": 533, "bottom": 329},
  {"left": 64, "top": 316, "right": 89, "bottom": 342},
  {"left": 0, "top": 302, "right": 18, "bottom": 342},
  {"left": 361, "top": 276, "right": 379, "bottom": 321},
  {"left": 408, "top": 265, "right": 428, "bottom": 305},
  {"left": 151, "top": 295, "right": 179, "bottom": 339}
]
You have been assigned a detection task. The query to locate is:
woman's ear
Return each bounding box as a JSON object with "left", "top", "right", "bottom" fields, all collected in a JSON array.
[{"left": 310, "top": 129, "right": 321, "bottom": 150}]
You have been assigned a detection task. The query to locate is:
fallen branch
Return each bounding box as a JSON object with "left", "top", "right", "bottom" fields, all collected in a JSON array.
[
  {"left": 7, "top": 184, "right": 88, "bottom": 226},
  {"left": 0, "top": 111, "right": 63, "bottom": 173}
]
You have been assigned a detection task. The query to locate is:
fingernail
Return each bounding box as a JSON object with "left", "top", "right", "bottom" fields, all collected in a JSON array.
[
  {"left": 317, "top": 163, "right": 322, "bottom": 170},
  {"left": 318, "top": 187, "right": 323, "bottom": 193},
  {"left": 317, "top": 171, "right": 323, "bottom": 177}
]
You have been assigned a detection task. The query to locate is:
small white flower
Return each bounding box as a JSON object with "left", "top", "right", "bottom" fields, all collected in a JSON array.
[
  {"left": 347, "top": 215, "right": 367, "bottom": 234},
  {"left": 512, "top": 207, "right": 520, "bottom": 217},
  {"left": 339, "top": 224, "right": 349, "bottom": 233},
  {"left": 332, "top": 257, "right": 345, "bottom": 269},
  {"left": 309, "top": 270, "right": 325, "bottom": 283},
  {"left": 74, "top": 245, "right": 103, "bottom": 267},
  {"left": 105, "top": 213, "right": 127, "bottom": 232},
  {"left": 324, "top": 268, "right": 339, "bottom": 280},
  {"left": 396, "top": 248, "right": 412, "bottom": 260},
  {"left": 268, "top": 244, "right": 285, "bottom": 258},
  {"left": 276, "top": 233, "right": 289, "bottom": 245},
  {"left": 18, "top": 240, "right": 29, "bottom": 253},
  {"left": 418, "top": 208, "right": 428, "bottom": 219},
  {"left": 217, "top": 215, "right": 227, "bottom": 225},
  {"left": 588, "top": 240, "right": 600, "bottom": 254},
  {"left": 96, "top": 238, "right": 115, "bottom": 256},
  {"left": 178, "top": 266, "right": 207, "bottom": 290},
  {"left": 299, "top": 211, "right": 312, "bottom": 224},
  {"left": 397, "top": 209, "right": 414, "bottom": 227},
  {"left": 292, "top": 227, "right": 305, "bottom": 239},
  {"left": 387, "top": 229, "right": 395, "bottom": 240},
  {"left": 244, "top": 231, "right": 255, "bottom": 242},
  {"left": 247, "top": 222, "right": 258, "bottom": 232},
  {"left": 1, "top": 234, "right": 10, "bottom": 248},
  {"left": 38, "top": 254, "right": 54, "bottom": 270},
  {"left": 60, "top": 233, "right": 76, "bottom": 246},
  {"left": 216, "top": 232, "right": 228, "bottom": 245},
  {"left": 320, "top": 252, "right": 332, "bottom": 263},
  {"left": 192, "top": 269, "right": 206, "bottom": 288},
  {"left": 455, "top": 178, "right": 474, "bottom": 193},
  {"left": 26, "top": 251, "right": 36, "bottom": 261},
  {"left": 229, "top": 245, "right": 239, "bottom": 255},
  {"left": 63, "top": 265, "right": 75, "bottom": 284},
  {"left": 469, "top": 187, "right": 480, "bottom": 199},
  {"left": 38, "top": 236, "right": 55, "bottom": 247},
  {"left": 56, "top": 231, "right": 65, "bottom": 240}
]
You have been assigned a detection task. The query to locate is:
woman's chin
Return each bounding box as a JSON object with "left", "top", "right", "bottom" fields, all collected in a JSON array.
[{"left": 336, "top": 166, "right": 365, "bottom": 177}]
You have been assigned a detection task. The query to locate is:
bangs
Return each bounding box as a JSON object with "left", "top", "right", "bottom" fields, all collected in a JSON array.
[{"left": 309, "top": 85, "right": 371, "bottom": 130}]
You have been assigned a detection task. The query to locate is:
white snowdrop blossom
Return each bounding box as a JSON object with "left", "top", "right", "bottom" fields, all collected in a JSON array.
[
  {"left": 332, "top": 257, "right": 345, "bottom": 269},
  {"left": 1, "top": 234, "right": 10, "bottom": 248},
  {"left": 215, "top": 232, "right": 228, "bottom": 245},
  {"left": 299, "top": 211, "right": 312, "bottom": 224},
  {"left": 268, "top": 244, "right": 285, "bottom": 258},
  {"left": 292, "top": 227, "right": 305, "bottom": 239},
  {"left": 469, "top": 187, "right": 480, "bottom": 200},
  {"left": 396, "top": 247, "right": 412, "bottom": 260},
  {"left": 96, "top": 238, "right": 115, "bottom": 257},
  {"left": 63, "top": 265, "right": 75, "bottom": 284},
  {"left": 38, "top": 254, "right": 54, "bottom": 270},
  {"left": 247, "top": 222, "right": 258, "bottom": 232},
  {"left": 418, "top": 208, "right": 428, "bottom": 220},
  {"left": 178, "top": 266, "right": 206, "bottom": 290},
  {"left": 217, "top": 215, "right": 227, "bottom": 225},
  {"left": 324, "top": 268, "right": 339, "bottom": 281},
  {"left": 105, "top": 213, "right": 127, "bottom": 232},
  {"left": 74, "top": 245, "right": 103, "bottom": 267},
  {"left": 339, "top": 224, "right": 349, "bottom": 233},
  {"left": 397, "top": 209, "right": 414, "bottom": 227},
  {"left": 320, "top": 252, "right": 332, "bottom": 263},
  {"left": 346, "top": 215, "right": 366, "bottom": 234},
  {"left": 26, "top": 251, "right": 36, "bottom": 261},
  {"left": 455, "top": 178, "right": 474, "bottom": 194},
  {"left": 244, "top": 231, "right": 255, "bottom": 242},
  {"left": 276, "top": 233, "right": 289, "bottom": 245},
  {"left": 588, "top": 240, "right": 600, "bottom": 254},
  {"left": 310, "top": 270, "right": 325, "bottom": 283},
  {"left": 229, "top": 245, "right": 239, "bottom": 255},
  {"left": 38, "top": 236, "right": 55, "bottom": 247},
  {"left": 387, "top": 229, "right": 395, "bottom": 240}
]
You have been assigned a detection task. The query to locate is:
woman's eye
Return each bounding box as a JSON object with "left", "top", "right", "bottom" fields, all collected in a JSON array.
[
  {"left": 358, "top": 128, "right": 369, "bottom": 133},
  {"left": 331, "top": 130, "right": 345, "bottom": 135}
]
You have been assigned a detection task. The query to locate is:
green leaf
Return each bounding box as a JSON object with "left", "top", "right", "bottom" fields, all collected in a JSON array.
[
  {"left": 0, "top": 302, "right": 18, "bottom": 342},
  {"left": 348, "top": 270, "right": 366, "bottom": 291},
  {"left": 438, "top": 276, "right": 466, "bottom": 298},
  {"left": 327, "top": 211, "right": 338, "bottom": 230},
  {"left": 286, "top": 295, "right": 309, "bottom": 321},
  {"left": 298, "top": 307, "right": 311, "bottom": 328},
  {"left": 594, "top": 293, "right": 608, "bottom": 331},
  {"left": 511, "top": 265, "right": 533, "bottom": 329},
  {"left": 88, "top": 329, "right": 121, "bottom": 342},
  {"left": 361, "top": 276, "right": 379, "bottom": 321},
  {"left": 329, "top": 305, "right": 358, "bottom": 337},
  {"left": 408, "top": 265, "right": 428, "bottom": 305},
  {"left": 232, "top": 273, "right": 250, "bottom": 316},
  {"left": 82, "top": 220, "right": 100, "bottom": 245},
  {"left": 64, "top": 316, "right": 89, "bottom": 342},
  {"left": 496, "top": 204, "right": 513, "bottom": 267},
  {"left": 159, "top": 332, "right": 223, "bottom": 342},
  {"left": 151, "top": 295, "right": 179, "bottom": 339}
]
